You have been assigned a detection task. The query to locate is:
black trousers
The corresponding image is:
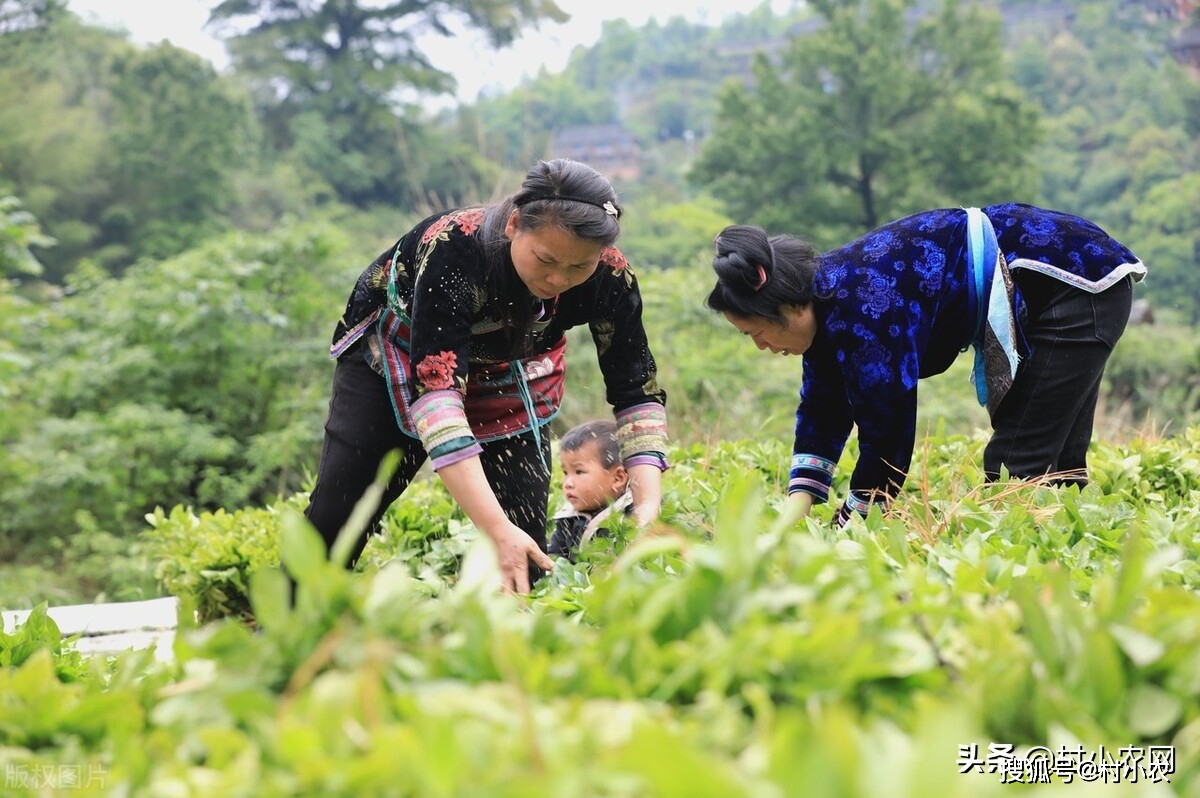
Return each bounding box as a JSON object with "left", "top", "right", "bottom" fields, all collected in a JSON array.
[
  {"left": 983, "top": 271, "right": 1133, "bottom": 487},
  {"left": 304, "top": 347, "right": 551, "bottom": 575}
]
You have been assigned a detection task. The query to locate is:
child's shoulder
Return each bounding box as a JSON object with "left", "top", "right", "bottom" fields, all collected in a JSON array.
[{"left": 552, "top": 504, "right": 593, "bottom": 522}]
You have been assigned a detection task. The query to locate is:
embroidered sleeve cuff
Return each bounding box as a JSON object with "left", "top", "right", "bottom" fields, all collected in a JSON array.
[
  {"left": 615, "top": 401, "right": 668, "bottom": 462},
  {"left": 833, "top": 490, "right": 889, "bottom": 527},
  {"left": 429, "top": 439, "right": 483, "bottom": 471},
  {"left": 330, "top": 309, "right": 382, "bottom": 359},
  {"left": 412, "top": 389, "right": 476, "bottom": 454},
  {"left": 624, "top": 452, "right": 669, "bottom": 472},
  {"left": 788, "top": 453, "right": 836, "bottom": 503}
]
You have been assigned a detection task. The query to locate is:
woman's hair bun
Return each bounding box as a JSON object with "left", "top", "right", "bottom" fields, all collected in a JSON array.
[{"left": 714, "top": 225, "right": 773, "bottom": 292}]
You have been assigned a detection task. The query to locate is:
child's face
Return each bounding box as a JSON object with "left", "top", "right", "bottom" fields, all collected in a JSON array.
[{"left": 560, "top": 441, "right": 627, "bottom": 513}]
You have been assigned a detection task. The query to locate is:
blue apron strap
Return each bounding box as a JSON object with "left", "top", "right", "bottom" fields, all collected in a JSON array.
[
  {"left": 965, "top": 207, "right": 1018, "bottom": 410},
  {"left": 966, "top": 208, "right": 987, "bottom": 342},
  {"left": 512, "top": 361, "right": 548, "bottom": 471},
  {"left": 966, "top": 208, "right": 996, "bottom": 406}
]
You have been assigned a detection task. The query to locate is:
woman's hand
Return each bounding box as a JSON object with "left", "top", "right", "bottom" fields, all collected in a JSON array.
[
  {"left": 436, "top": 455, "right": 553, "bottom": 594},
  {"left": 489, "top": 521, "right": 554, "bottom": 594}
]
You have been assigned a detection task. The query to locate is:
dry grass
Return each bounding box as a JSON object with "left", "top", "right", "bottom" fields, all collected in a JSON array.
[{"left": 889, "top": 439, "right": 1074, "bottom": 546}]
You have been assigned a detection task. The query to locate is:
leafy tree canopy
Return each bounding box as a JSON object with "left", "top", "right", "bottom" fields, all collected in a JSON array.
[
  {"left": 0, "top": 0, "right": 65, "bottom": 34},
  {"left": 0, "top": 8, "right": 257, "bottom": 277},
  {"left": 206, "top": 0, "right": 567, "bottom": 207},
  {"left": 208, "top": 0, "right": 569, "bottom": 104},
  {"left": 690, "top": 0, "right": 1041, "bottom": 244}
]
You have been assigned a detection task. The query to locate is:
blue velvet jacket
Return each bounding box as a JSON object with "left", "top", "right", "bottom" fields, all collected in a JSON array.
[{"left": 789, "top": 203, "right": 1145, "bottom": 512}]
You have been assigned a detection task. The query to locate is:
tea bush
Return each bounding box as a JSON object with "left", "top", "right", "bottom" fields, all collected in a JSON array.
[{"left": 0, "top": 428, "right": 1184, "bottom": 795}]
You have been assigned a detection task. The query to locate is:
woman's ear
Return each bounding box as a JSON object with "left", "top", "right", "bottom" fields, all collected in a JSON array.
[
  {"left": 782, "top": 303, "right": 812, "bottom": 326},
  {"left": 504, "top": 209, "right": 520, "bottom": 239}
]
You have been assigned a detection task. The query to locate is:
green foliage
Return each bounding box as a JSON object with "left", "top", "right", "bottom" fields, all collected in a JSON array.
[
  {"left": 101, "top": 43, "right": 256, "bottom": 265},
  {"left": 0, "top": 521, "right": 159, "bottom": 608},
  {"left": 0, "top": 13, "right": 262, "bottom": 277},
  {"left": 618, "top": 194, "right": 733, "bottom": 271},
  {"left": 0, "top": 224, "right": 349, "bottom": 545},
  {"left": 210, "top": 0, "right": 567, "bottom": 104},
  {"left": 469, "top": 7, "right": 816, "bottom": 170},
  {"left": 0, "top": 604, "right": 88, "bottom": 682},
  {"left": 0, "top": 0, "right": 67, "bottom": 34},
  {"left": 141, "top": 473, "right": 463, "bottom": 624},
  {"left": 0, "top": 11, "right": 120, "bottom": 280},
  {"left": 0, "top": 276, "right": 31, "bottom": 407},
  {"left": 207, "top": 0, "right": 567, "bottom": 207},
  {"left": 1009, "top": 4, "right": 1200, "bottom": 316},
  {"left": 0, "top": 641, "right": 167, "bottom": 784},
  {"left": 143, "top": 496, "right": 307, "bottom": 625},
  {"left": 0, "top": 193, "right": 53, "bottom": 277},
  {"left": 1102, "top": 322, "right": 1200, "bottom": 428},
  {"left": 0, "top": 404, "right": 239, "bottom": 544},
  {"left": 470, "top": 73, "right": 617, "bottom": 167},
  {"left": 1126, "top": 172, "right": 1200, "bottom": 323},
  {"left": 6, "top": 428, "right": 1200, "bottom": 794},
  {"left": 2, "top": 3, "right": 1200, "bottom": 785}
]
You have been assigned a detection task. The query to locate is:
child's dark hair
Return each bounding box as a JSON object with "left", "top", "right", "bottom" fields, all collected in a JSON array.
[
  {"left": 560, "top": 420, "right": 621, "bottom": 469},
  {"left": 479, "top": 159, "right": 623, "bottom": 358}
]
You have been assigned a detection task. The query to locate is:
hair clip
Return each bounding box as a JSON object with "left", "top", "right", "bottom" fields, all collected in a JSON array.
[
  {"left": 753, "top": 264, "right": 768, "bottom": 291},
  {"left": 515, "top": 193, "right": 620, "bottom": 219}
]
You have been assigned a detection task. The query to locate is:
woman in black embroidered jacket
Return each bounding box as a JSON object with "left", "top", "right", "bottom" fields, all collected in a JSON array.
[
  {"left": 707, "top": 204, "right": 1145, "bottom": 526},
  {"left": 307, "top": 159, "right": 668, "bottom": 593}
]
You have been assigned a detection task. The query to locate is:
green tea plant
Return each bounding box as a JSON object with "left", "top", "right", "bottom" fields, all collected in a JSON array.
[
  {"left": 0, "top": 605, "right": 88, "bottom": 683},
  {"left": 3, "top": 429, "right": 1198, "bottom": 796},
  {"left": 144, "top": 494, "right": 310, "bottom": 625}
]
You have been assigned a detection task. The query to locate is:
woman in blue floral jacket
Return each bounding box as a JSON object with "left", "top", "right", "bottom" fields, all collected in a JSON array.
[
  {"left": 707, "top": 204, "right": 1145, "bottom": 525},
  {"left": 306, "top": 159, "right": 668, "bottom": 592}
]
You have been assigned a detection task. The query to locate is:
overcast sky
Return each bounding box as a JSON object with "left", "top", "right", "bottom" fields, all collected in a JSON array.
[{"left": 66, "top": 0, "right": 796, "bottom": 103}]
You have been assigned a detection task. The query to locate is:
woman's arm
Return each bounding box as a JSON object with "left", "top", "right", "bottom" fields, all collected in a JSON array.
[
  {"left": 785, "top": 491, "right": 816, "bottom": 524},
  {"left": 626, "top": 462, "right": 664, "bottom": 525},
  {"left": 402, "top": 220, "right": 553, "bottom": 592},
  {"left": 436, "top": 455, "right": 553, "bottom": 594},
  {"left": 788, "top": 344, "right": 854, "bottom": 507},
  {"left": 582, "top": 256, "right": 670, "bottom": 523}
]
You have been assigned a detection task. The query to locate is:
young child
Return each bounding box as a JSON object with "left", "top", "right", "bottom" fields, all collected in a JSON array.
[{"left": 548, "top": 420, "right": 633, "bottom": 561}]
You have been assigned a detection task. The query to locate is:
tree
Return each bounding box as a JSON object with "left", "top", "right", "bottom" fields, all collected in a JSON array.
[
  {"left": 690, "top": 0, "right": 1040, "bottom": 245},
  {"left": 103, "top": 43, "right": 257, "bottom": 263},
  {"left": 1009, "top": 3, "right": 1200, "bottom": 314},
  {"left": 0, "top": 192, "right": 53, "bottom": 278},
  {"left": 208, "top": 0, "right": 568, "bottom": 207},
  {"left": 0, "top": 223, "right": 350, "bottom": 543},
  {"left": 1126, "top": 172, "right": 1200, "bottom": 323},
  {"left": 1, "top": 10, "right": 261, "bottom": 278},
  {"left": 0, "top": 8, "right": 125, "bottom": 280},
  {"left": 619, "top": 195, "right": 733, "bottom": 271},
  {"left": 0, "top": 0, "right": 66, "bottom": 34},
  {"left": 210, "top": 0, "right": 567, "bottom": 104}
]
